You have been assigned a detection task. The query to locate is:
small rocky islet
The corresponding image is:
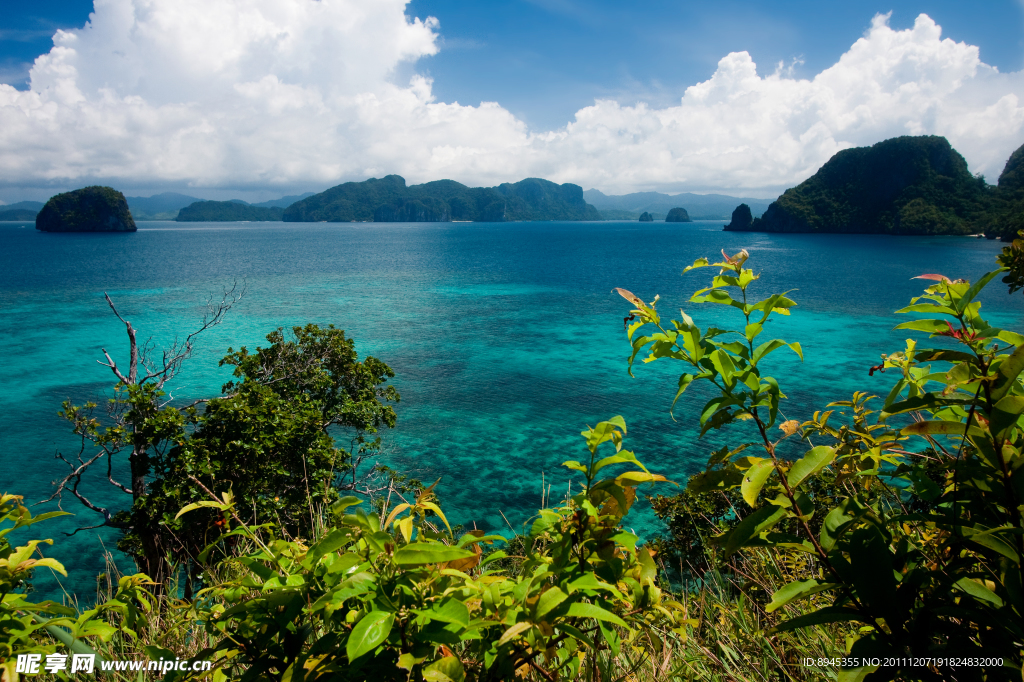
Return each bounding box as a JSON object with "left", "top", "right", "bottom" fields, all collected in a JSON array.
[{"left": 35, "top": 186, "right": 136, "bottom": 233}]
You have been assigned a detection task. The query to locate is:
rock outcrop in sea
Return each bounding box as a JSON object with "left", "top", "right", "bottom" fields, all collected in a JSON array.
[
  {"left": 639, "top": 212, "right": 654, "bottom": 222},
  {"left": 36, "top": 186, "right": 137, "bottom": 233},
  {"left": 725, "top": 204, "right": 753, "bottom": 230},
  {"left": 665, "top": 207, "right": 691, "bottom": 222}
]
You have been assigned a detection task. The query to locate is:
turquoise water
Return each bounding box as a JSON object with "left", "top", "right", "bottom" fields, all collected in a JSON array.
[{"left": 1, "top": 219, "right": 1021, "bottom": 598}]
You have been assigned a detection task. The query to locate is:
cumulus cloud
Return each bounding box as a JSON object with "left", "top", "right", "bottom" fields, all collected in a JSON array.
[{"left": 1, "top": 4, "right": 1023, "bottom": 196}]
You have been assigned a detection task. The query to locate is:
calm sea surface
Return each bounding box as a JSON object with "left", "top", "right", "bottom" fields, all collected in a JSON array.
[{"left": 1, "top": 219, "right": 1021, "bottom": 597}]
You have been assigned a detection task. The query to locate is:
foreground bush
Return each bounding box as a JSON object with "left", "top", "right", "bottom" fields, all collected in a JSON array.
[
  {"left": 172, "top": 418, "right": 684, "bottom": 681},
  {"left": 620, "top": 250, "right": 1024, "bottom": 680}
]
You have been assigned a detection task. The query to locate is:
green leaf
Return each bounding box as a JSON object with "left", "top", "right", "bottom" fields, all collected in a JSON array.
[
  {"left": 957, "top": 269, "right": 1004, "bottom": 313},
  {"left": 722, "top": 504, "right": 789, "bottom": 557},
  {"left": 346, "top": 610, "right": 394, "bottom": 662},
  {"left": 991, "top": 395, "right": 1024, "bottom": 441},
  {"left": 884, "top": 394, "right": 975, "bottom": 415},
  {"left": 638, "top": 546, "right": 657, "bottom": 584},
  {"left": 766, "top": 579, "right": 838, "bottom": 612},
  {"left": 592, "top": 450, "right": 644, "bottom": 475},
  {"left": 682, "top": 257, "right": 711, "bottom": 274},
  {"left": 535, "top": 587, "right": 568, "bottom": 619},
  {"left": 962, "top": 527, "right": 1020, "bottom": 563},
  {"left": 613, "top": 471, "right": 668, "bottom": 486},
  {"left": 392, "top": 543, "right": 476, "bottom": 566},
  {"left": 691, "top": 289, "right": 745, "bottom": 312},
  {"left": 786, "top": 446, "right": 835, "bottom": 489},
  {"left": 900, "top": 421, "right": 988, "bottom": 440},
  {"left": 768, "top": 606, "right": 872, "bottom": 633},
  {"left": 741, "top": 459, "right": 774, "bottom": 507},
  {"left": 895, "top": 302, "right": 957, "bottom": 316},
  {"left": 912, "top": 349, "right": 978, "bottom": 365},
  {"left": 419, "top": 598, "right": 471, "bottom": 628},
  {"left": 303, "top": 528, "right": 349, "bottom": 567},
  {"left": 173, "top": 500, "right": 226, "bottom": 519},
  {"left": 893, "top": 319, "right": 949, "bottom": 334},
  {"left": 332, "top": 496, "right": 363, "bottom": 515},
  {"left": 996, "top": 330, "right": 1024, "bottom": 347},
  {"left": 34, "top": 615, "right": 105, "bottom": 661},
  {"left": 498, "top": 621, "right": 533, "bottom": 646},
  {"left": 994, "top": 345, "right": 1024, "bottom": 402},
  {"left": 709, "top": 349, "right": 736, "bottom": 384},
  {"left": 423, "top": 656, "right": 466, "bottom": 682},
  {"left": 671, "top": 374, "right": 696, "bottom": 413},
  {"left": 565, "top": 602, "right": 627, "bottom": 627},
  {"left": 955, "top": 577, "right": 1004, "bottom": 606}
]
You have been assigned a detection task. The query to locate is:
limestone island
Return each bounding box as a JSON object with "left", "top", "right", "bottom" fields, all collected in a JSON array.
[
  {"left": 725, "top": 204, "right": 753, "bottom": 230},
  {"left": 638, "top": 212, "right": 654, "bottom": 222},
  {"left": 725, "top": 136, "right": 988, "bottom": 235},
  {"left": 284, "top": 175, "right": 601, "bottom": 222},
  {"left": 36, "top": 186, "right": 137, "bottom": 233},
  {"left": 665, "top": 207, "right": 691, "bottom": 222}
]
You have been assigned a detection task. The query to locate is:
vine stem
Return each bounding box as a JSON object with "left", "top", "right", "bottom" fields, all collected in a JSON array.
[{"left": 749, "top": 408, "right": 877, "bottom": 626}]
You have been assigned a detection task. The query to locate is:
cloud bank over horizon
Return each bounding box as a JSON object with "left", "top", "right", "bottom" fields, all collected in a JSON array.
[{"left": 1, "top": 0, "right": 1023, "bottom": 199}]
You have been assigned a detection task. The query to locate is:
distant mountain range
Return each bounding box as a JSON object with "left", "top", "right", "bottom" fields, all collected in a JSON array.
[
  {"left": 0, "top": 200, "right": 45, "bottom": 221},
  {"left": 583, "top": 189, "right": 772, "bottom": 221}
]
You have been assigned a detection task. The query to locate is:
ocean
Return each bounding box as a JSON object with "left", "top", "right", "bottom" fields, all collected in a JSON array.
[{"left": 1, "top": 219, "right": 1020, "bottom": 598}]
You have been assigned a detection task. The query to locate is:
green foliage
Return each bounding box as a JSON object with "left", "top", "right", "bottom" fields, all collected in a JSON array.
[
  {"left": 0, "top": 493, "right": 154, "bottom": 681},
  {"left": 998, "top": 231, "right": 1024, "bottom": 294},
  {"left": 620, "top": 254, "right": 1024, "bottom": 678},
  {"left": 174, "top": 418, "right": 684, "bottom": 681},
  {"left": 175, "top": 201, "right": 284, "bottom": 222},
  {"left": 35, "top": 186, "right": 137, "bottom": 233},
  {"left": 60, "top": 324, "right": 399, "bottom": 586},
  {"left": 282, "top": 175, "right": 601, "bottom": 223},
  {"left": 730, "top": 136, "right": 989, "bottom": 235}
]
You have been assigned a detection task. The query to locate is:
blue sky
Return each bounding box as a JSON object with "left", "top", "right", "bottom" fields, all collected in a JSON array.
[
  {"left": 2, "top": 0, "right": 1024, "bottom": 201},
  {"left": 6, "top": 0, "right": 1023, "bottom": 130}
]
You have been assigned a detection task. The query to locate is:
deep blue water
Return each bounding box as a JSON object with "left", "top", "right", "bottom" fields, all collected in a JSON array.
[{"left": 1, "top": 219, "right": 1021, "bottom": 598}]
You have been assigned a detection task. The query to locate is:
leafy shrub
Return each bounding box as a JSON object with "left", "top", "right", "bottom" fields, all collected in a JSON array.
[
  {"left": 175, "top": 418, "right": 685, "bottom": 681},
  {"left": 0, "top": 493, "right": 153, "bottom": 681},
  {"left": 619, "top": 250, "right": 1024, "bottom": 679}
]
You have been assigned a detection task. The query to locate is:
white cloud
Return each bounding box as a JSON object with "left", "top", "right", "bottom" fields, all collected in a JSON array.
[{"left": 1, "top": 4, "right": 1023, "bottom": 196}]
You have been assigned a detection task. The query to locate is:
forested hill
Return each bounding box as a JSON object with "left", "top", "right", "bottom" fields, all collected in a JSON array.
[
  {"left": 283, "top": 176, "right": 601, "bottom": 222},
  {"left": 726, "top": 136, "right": 989, "bottom": 235},
  {"left": 176, "top": 201, "right": 284, "bottom": 222},
  {"left": 978, "top": 142, "right": 1024, "bottom": 241}
]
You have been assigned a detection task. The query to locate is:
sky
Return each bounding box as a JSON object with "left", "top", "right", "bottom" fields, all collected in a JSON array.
[{"left": 2, "top": 0, "right": 1024, "bottom": 202}]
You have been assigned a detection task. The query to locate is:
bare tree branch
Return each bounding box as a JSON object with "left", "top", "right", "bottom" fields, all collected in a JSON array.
[
  {"left": 143, "top": 280, "right": 247, "bottom": 387},
  {"left": 49, "top": 282, "right": 246, "bottom": 558},
  {"left": 98, "top": 348, "right": 129, "bottom": 384}
]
